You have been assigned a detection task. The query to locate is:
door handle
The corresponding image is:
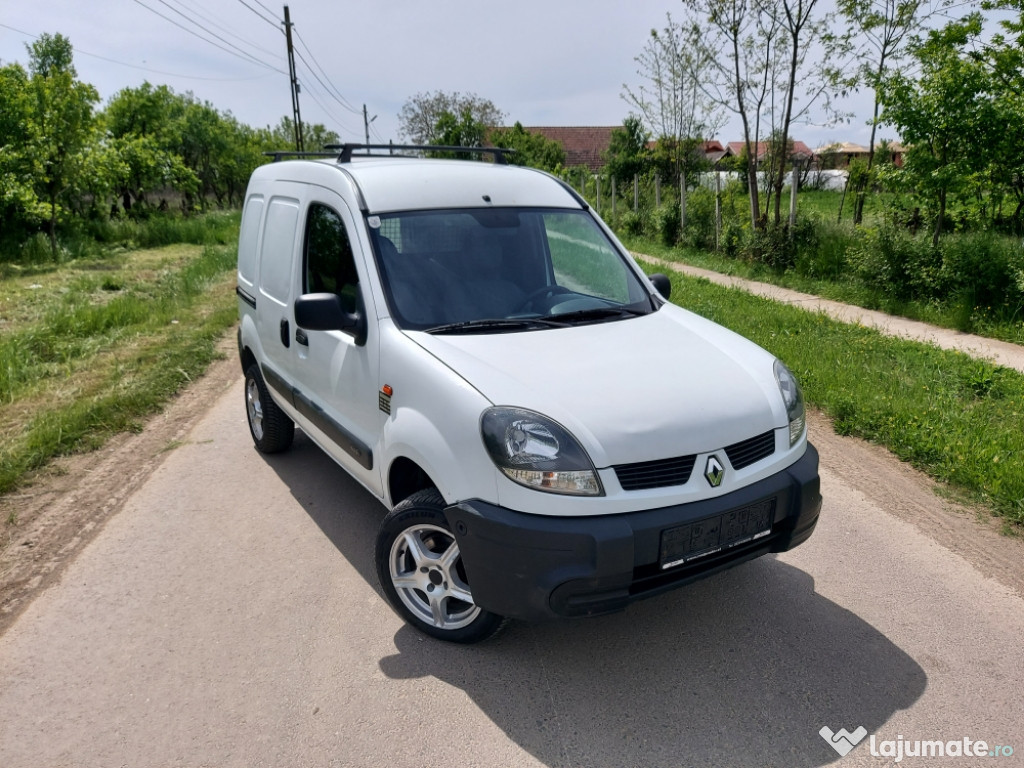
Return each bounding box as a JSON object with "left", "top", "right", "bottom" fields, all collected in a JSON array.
[
  {"left": 295, "top": 328, "right": 309, "bottom": 346},
  {"left": 279, "top": 318, "right": 290, "bottom": 348}
]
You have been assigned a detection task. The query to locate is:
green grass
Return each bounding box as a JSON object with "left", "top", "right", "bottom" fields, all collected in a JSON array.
[
  {"left": 623, "top": 233, "right": 1024, "bottom": 346},
  {"left": 658, "top": 268, "right": 1024, "bottom": 528},
  {"left": 0, "top": 240, "right": 238, "bottom": 494}
]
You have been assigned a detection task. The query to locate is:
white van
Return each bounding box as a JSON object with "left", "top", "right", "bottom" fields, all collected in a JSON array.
[{"left": 236, "top": 145, "right": 821, "bottom": 643}]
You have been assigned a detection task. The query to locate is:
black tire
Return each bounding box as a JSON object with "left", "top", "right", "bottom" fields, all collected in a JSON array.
[
  {"left": 376, "top": 489, "right": 506, "bottom": 644},
  {"left": 244, "top": 363, "right": 294, "bottom": 454}
]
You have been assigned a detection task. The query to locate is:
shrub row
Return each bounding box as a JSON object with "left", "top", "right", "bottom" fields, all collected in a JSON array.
[{"left": 604, "top": 192, "right": 1024, "bottom": 328}]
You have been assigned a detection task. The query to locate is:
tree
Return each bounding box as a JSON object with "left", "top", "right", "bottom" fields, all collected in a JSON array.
[
  {"left": 24, "top": 33, "right": 99, "bottom": 257},
  {"left": 0, "top": 61, "right": 44, "bottom": 240},
  {"left": 266, "top": 116, "right": 339, "bottom": 152},
  {"left": 622, "top": 13, "right": 724, "bottom": 187},
  {"left": 761, "top": 0, "right": 838, "bottom": 225},
  {"left": 487, "top": 122, "right": 566, "bottom": 172},
  {"left": 836, "top": 0, "right": 946, "bottom": 223},
  {"left": 682, "top": 0, "right": 840, "bottom": 229},
  {"left": 878, "top": 15, "right": 1001, "bottom": 244},
  {"left": 398, "top": 91, "right": 505, "bottom": 145},
  {"left": 434, "top": 108, "right": 487, "bottom": 149},
  {"left": 104, "top": 83, "right": 193, "bottom": 212},
  {"left": 602, "top": 116, "right": 651, "bottom": 184},
  {"left": 679, "top": 0, "right": 782, "bottom": 231},
  {"left": 976, "top": 0, "right": 1024, "bottom": 227}
]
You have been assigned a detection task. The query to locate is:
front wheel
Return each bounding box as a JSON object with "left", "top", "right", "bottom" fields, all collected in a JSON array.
[
  {"left": 244, "top": 363, "right": 294, "bottom": 454},
  {"left": 375, "top": 489, "right": 505, "bottom": 643}
]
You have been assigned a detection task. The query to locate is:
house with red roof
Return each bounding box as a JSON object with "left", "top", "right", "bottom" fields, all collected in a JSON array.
[{"left": 519, "top": 126, "right": 619, "bottom": 171}]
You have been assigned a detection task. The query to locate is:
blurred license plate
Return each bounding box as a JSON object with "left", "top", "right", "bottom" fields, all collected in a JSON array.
[{"left": 660, "top": 499, "right": 776, "bottom": 569}]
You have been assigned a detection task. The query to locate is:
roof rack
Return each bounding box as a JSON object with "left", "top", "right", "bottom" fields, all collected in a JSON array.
[
  {"left": 323, "top": 143, "right": 515, "bottom": 165},
  {"left": 264, "top": 151, "right": 343, "bottom": 163}
]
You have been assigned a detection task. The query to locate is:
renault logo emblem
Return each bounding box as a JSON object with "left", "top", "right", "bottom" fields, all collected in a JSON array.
[{"left": 705, "top": 455, "right": 725, "bottom": 487}]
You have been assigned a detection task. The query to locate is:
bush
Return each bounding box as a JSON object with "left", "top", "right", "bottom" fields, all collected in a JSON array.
[
  {"left": 749, "top": 223, "right": 799, "bottom": 272},
  {"left": 649, "top": 204, "right": 681, "bottom": 247},
  {"left": 617, "top": 208, "right": 647, "bottom": 238},
  {"left": 794, "top": 217, "right": 850, "bottom": 280},
  {"left": 847, "top": 224, "right": 942, "bottom": 301},
  {"left": 680, "top": 187, "right": 717, "bottom": 251},
  {"left": 940, "top": 232, "right": 1024, "bottom": 317}
]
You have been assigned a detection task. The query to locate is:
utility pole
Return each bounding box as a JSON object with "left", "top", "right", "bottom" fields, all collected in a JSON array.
[
  {"left": 283, "top": 5, "right": 304, "bottom": 152},
  {"left": 363, "top": 104, "right": 376, "bottom": 146}
]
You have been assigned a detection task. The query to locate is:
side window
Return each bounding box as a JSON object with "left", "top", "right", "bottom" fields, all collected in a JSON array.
[{"left": 304, "top": 203, "right": 359, "bottom": 313}]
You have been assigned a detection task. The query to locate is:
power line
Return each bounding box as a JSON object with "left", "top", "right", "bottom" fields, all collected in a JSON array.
[
  {"left": 301, "top": 83, "right": 358, "bottom": 139},
  {"left": 146, "top": 0, "right": 282, "bottom": 71},
  {"left": 168, "top": 0, "right": 284, "bottom": 61},
  {"left": 0, "top": 22, "right": 275, "bottom": 82},
  {"left": 247, "top": 0, "right": 282, "bottom": 23},
  {"left": 232, "top": 0, "right": 282, "bottom": 30},
  {"left": 293, "top": 50, "right": 361, "bottom": 117},
  {"left": 131, "top": 0, "right": 286, "bottom": 75},
  {"left": 294, "top": 30, "right": 361, "bottom": 114}
]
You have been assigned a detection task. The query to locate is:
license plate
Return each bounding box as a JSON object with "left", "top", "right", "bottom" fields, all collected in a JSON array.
[{"left": 659, "top": 499, "right": 776, "bottom": 569}]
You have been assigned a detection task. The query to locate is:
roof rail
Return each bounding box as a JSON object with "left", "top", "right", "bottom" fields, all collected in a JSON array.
[
  {"left": 323, "top": 143, "right": 515, "bottom": 165},
  {"left": 263, "top": 151, "right": 343, "bottom": 163}
]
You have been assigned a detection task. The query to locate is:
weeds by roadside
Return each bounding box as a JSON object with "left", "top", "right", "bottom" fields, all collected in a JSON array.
[{"left": 0, "top": 241, "right": 237, "bottom": 495}]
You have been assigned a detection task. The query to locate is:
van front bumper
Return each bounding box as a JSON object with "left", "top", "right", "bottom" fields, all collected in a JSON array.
[{"left": 445, "top": 444, "right": 821, "bottom": 622}]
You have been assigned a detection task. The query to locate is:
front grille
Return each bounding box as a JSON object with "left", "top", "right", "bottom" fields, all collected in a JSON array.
[
  {"left": 724, "top": 430, "right": 776, "bottom": 470},
  {"left": 614, "top": 455, "right": 696, "bottom": 491}
]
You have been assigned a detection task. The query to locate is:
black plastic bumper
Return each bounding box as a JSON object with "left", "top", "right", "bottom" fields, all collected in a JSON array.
[{"left": 446, "top": 443, "right": 821, "bottom": 622}]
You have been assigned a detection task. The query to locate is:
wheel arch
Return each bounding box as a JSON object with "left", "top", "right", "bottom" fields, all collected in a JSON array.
[
  {"left": 387, "top": 455, "right": 439, "bottom": 508},
  {"left": 239, "top": 344, "right": 258, "bottom": 376}
]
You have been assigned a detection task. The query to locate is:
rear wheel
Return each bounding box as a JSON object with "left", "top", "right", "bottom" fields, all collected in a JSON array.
[
  {"left": 376, "top": 489, "right": 505, "bottom": 643},
  {"left": 244, "top": 363, "right": 294, "bottom": 454}
]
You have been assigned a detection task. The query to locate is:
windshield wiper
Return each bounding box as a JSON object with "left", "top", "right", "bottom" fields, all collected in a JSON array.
[
  {"left": 550, "top": 306, "right": 646, "bottom": 324},
  {"left": 424, "top": 317, "right": 568, "bottom": 334}
]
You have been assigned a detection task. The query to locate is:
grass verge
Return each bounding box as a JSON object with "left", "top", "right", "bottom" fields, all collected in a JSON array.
[
  {"left": 0, "top": 242, "right": 238, "bottom": 495},
  {"left": 658, "top": 268, "right": 1024, "bottom": 529},
  {"left": 622, "top": 234, "right": 1024, "bottom": 347}
]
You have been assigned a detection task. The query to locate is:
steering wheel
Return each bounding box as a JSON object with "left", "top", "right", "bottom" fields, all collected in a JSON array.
[{"left": 516, "top": 285, "right": 572, "bottom": 314}]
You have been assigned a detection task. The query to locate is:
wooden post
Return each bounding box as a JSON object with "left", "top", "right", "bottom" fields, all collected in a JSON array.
[
  {"left": 655, "top": 176, "right": 661, "bottom": 208},
  {"left": 634, "top": 175, "right": 639, "bottom": 211},
  {"left": 611, "top": 176, "right": 616, "bottom": 216},
  {"left": 596, "top": 176, "right": 601, "bottom": 213},
  {"left": 715, "top": 171, "right": 722, "bottom": 251},
  {"left": 680, "top": 171, "right": 687, "bottom": 232},
  {"left": 789, "top": 159, "right": 800, "bottom": 230}
]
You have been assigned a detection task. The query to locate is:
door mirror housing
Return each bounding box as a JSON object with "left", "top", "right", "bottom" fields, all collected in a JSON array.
[
  {"left": 294, "top": 292, "right": 368, "bottom": 346},
  {"left": 648, "top": 273, "right": 672, "bottom": 300}
]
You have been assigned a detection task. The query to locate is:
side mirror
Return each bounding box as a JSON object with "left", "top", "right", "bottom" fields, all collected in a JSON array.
[
  {"left": 648, "top": 273, "right": 672, "bottom": 300},
  {"left": 294, "top": 292, "right": 368, "bottom": 346}
]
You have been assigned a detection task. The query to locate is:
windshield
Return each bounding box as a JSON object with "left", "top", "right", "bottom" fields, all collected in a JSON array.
[{"left": 368, "top": 208, "right": 655, "bottom": 332}]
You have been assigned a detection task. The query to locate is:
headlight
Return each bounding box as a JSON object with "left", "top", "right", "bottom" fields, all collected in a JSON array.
[
  {"left": 774, "top": 360, "right": 806, "bottom": 446},
  {"left": 481, "top": 407, "right": 603, "bottom": 496}
]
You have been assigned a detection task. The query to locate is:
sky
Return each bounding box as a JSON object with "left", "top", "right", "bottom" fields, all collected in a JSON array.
[{"left": 0, "top": 0, "right": 886, "bottom": 151}]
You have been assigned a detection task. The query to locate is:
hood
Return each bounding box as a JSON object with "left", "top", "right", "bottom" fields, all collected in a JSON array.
[{"left": 408, "top": 305, "right": 787, "bottom": 468}]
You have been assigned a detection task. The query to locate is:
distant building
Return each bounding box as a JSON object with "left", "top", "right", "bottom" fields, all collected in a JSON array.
[
  {"left": 724, "top": 140, "right": 815, "bottom": 164},
  {"left": 702, "top": 140, "right": 728, "bottom": 164},
  {"left": 511, "top": 127, "right": 903, "bottom": 173},
  {"left": 518, "top": 126, "right": 619, "bottom": 171},
  {"left": 815, "top": 141, "right": 905, "bottom": 168}
]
